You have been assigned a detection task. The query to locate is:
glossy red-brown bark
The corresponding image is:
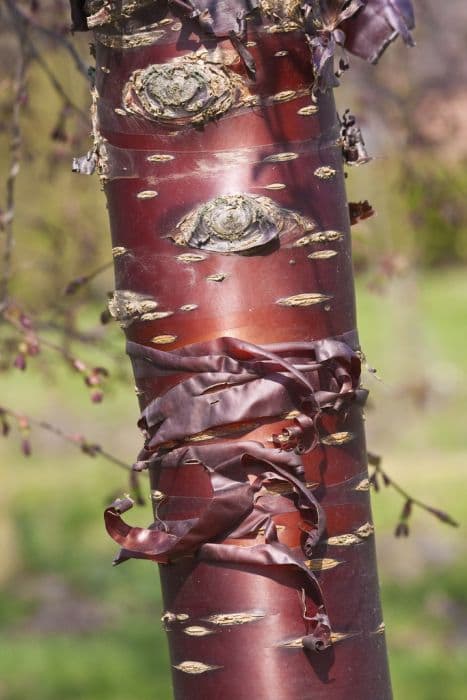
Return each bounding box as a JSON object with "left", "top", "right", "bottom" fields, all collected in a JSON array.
[{"left": 69, "top": 2, "right": 416, "bottom": 697}]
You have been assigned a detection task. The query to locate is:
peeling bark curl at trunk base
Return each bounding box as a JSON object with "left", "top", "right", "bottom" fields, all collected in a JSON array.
[{"left": 70, "top": 1, "right": 415, "bottom": 698}]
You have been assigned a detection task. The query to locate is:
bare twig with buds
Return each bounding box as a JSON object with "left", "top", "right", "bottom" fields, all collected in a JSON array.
[{"left": 368, "top": 452, "right": 459, "bottom": 536}]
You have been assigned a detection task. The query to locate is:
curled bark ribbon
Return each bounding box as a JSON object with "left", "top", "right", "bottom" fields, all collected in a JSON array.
[
  {"left": 128, "top": 334, "right": 364, "bottom": 449},
  {"left": 106, "top": 439, "right": 325, "bottom": 562},
  {"left": 104, "top": 334, "right": 364, "bottom": 651},
  {"left": 168, "top": 1, "right": 415, "bottom": 94},
  {"left": 106, "top": 441, "right": 331, "bottom": 650},
  {"left": 341, "top": 0, "right": 415, "bottom": 63},
  {"left": 71, "top": 1, "right": 415, "bottom": 83}
]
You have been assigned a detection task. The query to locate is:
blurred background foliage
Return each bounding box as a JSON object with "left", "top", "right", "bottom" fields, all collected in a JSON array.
[{"left": 0, "top": 1, "right": 466, "bottom": 699}]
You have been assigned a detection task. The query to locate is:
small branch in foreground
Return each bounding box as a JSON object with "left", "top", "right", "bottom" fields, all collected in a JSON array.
[
  {"left": 1, "top": 300, "right": 110, "bottom": 402},
  {"left": 4, "top": 0, "right": 88, "bottom": 121},
  {"left": 368, "top": 452, "right": 459, "bottom": 536},
  {"left": 0, "top": 405, "right": 145, "bottom": 505},
  {"left": 64, "top": 260, "right": 113, "bottom": 296},
  {"left": 0, "top": 38, "right": 28, "bottom": 310},
  {"left": 6, "top": 0, "right": 91, "bottom": 82}
]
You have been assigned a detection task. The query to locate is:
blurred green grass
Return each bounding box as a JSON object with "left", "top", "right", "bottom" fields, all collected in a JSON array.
[{"left": 0, "top": 270, "right": 466, "bottom": 700}]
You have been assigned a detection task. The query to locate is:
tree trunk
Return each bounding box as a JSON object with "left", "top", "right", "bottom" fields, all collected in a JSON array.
[{"left": 71, "top": 2, "right": 415, "bottom": 698}]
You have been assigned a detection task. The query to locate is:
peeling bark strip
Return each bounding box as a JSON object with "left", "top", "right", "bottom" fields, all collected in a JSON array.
[
  {"left": 105, "top": 335, "right": 366, "bottom": 649},
  {"left": 70, "top": 1, "right": 414, "bottom": 698}
]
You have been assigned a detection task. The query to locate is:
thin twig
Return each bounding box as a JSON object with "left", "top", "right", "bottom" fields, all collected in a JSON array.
[
  {"left": 0, "top": 405, "right": 133, "bottom": 473},
  {"left": 4, "top": 0, "right": 88, "bottom": 121},
  {"left": 64, "top": 259, "right": 113, "bottom": 295},
  {"left": 1, "top": 298, "right": 128, "bottom": 375},
  {"left": 0, "top": 405, "right": 146, "bottom": 505},
  {"left": 2, "top": 305, "right": 81, "bottom": 365},
  {"left": 368, "top": 453, "right": 459, "bottom": 532},
  {"left": 0, "top": 38, "right": 28, "bottom": 310},
  {"left": 6, "top": 0, "right": 91, "bottom": 82}
]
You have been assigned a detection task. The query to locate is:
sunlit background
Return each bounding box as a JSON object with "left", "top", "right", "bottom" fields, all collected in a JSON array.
[{"left": 0, "top": 2, "right": 466, "bottom": 698}]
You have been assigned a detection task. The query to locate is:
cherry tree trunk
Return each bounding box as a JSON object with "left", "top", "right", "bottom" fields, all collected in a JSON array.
[{"left": 71, "top": 2, "right": 414, "bottom": 698}]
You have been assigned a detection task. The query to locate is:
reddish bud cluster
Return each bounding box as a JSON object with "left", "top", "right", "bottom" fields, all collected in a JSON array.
[
  {"left": 80, "top": 440, "right": 102, "bottom": 457},
  {"left": 64, "top": 275, "right": 88, "bottom": 295},
  {"left": 17, "top": 415, "right": 32, "bottom": 457},
  {"left": 71, "top": 358, "right": 109, "bottom": 403}
]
